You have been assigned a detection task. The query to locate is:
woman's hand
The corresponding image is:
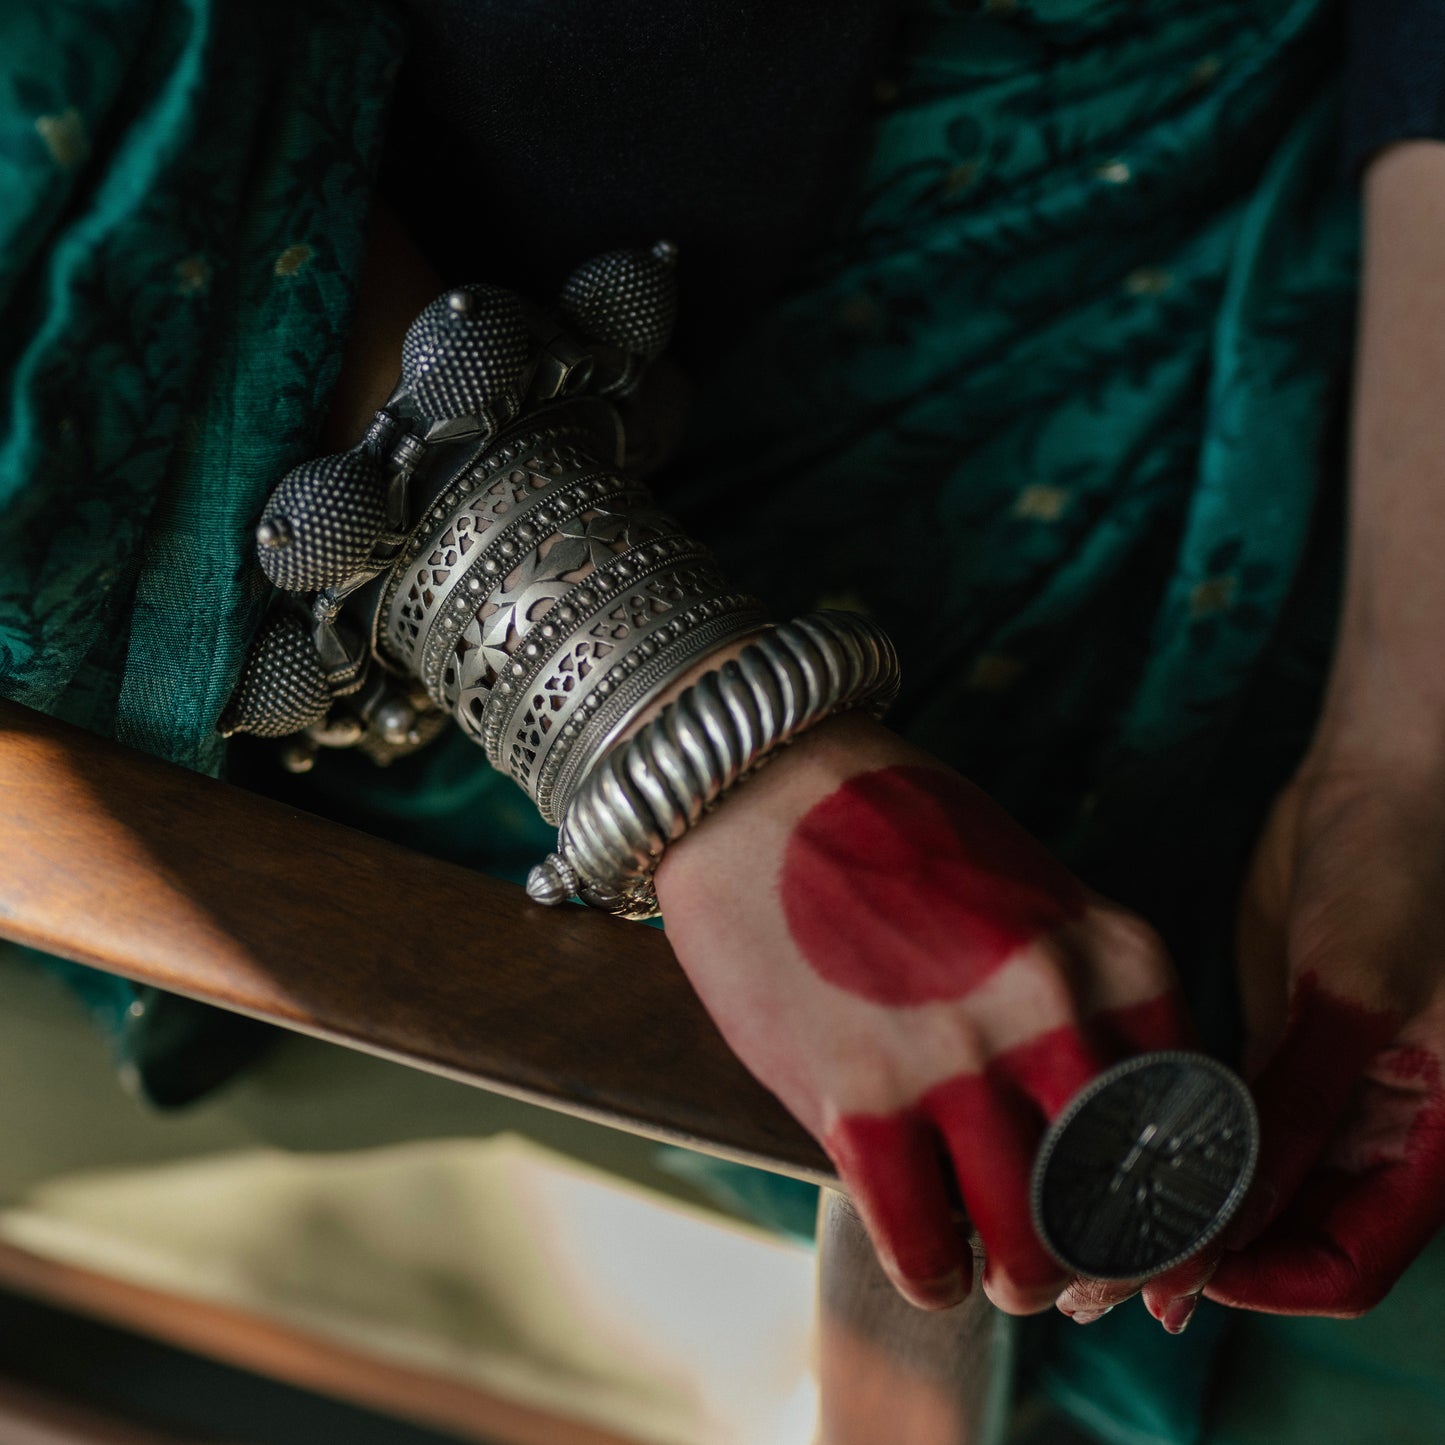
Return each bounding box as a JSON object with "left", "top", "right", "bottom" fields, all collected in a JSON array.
[
  {"left": 654, "top": 712, "right": 1192, "bottom": 1315},
  {"left": 1201, "top": 736, "right": 1445, "bottom": 1318}
]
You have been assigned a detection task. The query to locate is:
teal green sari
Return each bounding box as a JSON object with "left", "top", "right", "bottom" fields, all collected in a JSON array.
[{"left": 0, "top": 0, "right": 404, "bottom": 1089}]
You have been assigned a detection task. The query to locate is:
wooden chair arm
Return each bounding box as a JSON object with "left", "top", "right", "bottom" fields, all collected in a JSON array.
[{"left": 0, "top": 700, "right": 831, "bottom": 1184}]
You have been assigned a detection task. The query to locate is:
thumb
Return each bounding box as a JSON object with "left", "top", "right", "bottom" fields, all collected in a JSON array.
[
  {"left": 1232, "top": 974, "right": 1399, "bottom": 1247},
  {"left": 1234, "top": 787, "right": 1299, "bottom": 1080}
]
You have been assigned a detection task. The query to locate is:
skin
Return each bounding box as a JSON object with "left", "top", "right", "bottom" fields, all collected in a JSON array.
[
  {"left": 324, "top": 141, "right": 1445, "bottom": 1326},
  {"left": 655, "top": 717, "right": 1190, "bottom": 1314},
  {"left": 782, "top": 767, "right": 1087, "bottom": 1006}
]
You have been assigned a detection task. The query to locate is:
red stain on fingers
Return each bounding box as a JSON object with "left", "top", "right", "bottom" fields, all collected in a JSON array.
[
  {"left": 1091, "top": 991, "right": 1196, "bottom": 1056},
  {"left": 923, "top": 1067, "right": 1063, "bottom": 1307},
  {"left": 983, "top": 1022, "right": 1110, "bottom": 1121},
  {"left": 829, "top": 1019, "right": 1150, "bottom": 1314},
  {"left": 782, "top": 767, "right": 1086, "bottom": 1005},
  {"left": 825, "top": 1109, "right": 973, "bottom": 1309}
]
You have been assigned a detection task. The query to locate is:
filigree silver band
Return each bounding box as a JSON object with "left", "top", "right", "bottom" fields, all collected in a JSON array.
[
  {"left": 473, "top": 538, "right": 766, "bottom": 819},
  {"left": 377, "top": 437, "right": 767, "bottom": 817}
]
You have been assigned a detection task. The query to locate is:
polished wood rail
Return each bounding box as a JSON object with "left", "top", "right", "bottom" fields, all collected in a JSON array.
[{"left": 0, "top": 699, "right": 830, "bottom": 1183}]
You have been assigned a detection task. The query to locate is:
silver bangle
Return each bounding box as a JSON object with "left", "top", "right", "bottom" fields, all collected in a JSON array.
[
  {"left": 492, "top": 582, "right": 768, "bottom": 821},
  {"left": 525, "top": 609, "right": 900, "bottom": 919},
  {"left": 223, "top": 244, "right": 684, "bottom": 768}
]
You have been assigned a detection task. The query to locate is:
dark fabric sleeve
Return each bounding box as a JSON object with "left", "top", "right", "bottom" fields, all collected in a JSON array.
[
  {"left": 388, "top": 1, "right": 896, "bottom": 365},
  {"left": 1346, "top": 0, "right": 1445, "bottom": 175}
]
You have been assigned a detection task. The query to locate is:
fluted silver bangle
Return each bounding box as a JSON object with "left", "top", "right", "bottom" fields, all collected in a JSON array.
[{"left": 525, "top": 609, "right": 900, "bottom": 919}]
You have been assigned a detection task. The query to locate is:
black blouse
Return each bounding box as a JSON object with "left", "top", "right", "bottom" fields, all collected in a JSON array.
[{"left": 1348, "top": 0, "right": 1445, "bottom": 172}]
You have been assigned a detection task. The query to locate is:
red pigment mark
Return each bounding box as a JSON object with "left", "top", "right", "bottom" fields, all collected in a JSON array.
[
  {"left": 982, "top": 1022, "right": 1107, "bottom": 1121},
  {"left": 825, "top": 1109, "right": 972, "bottom": 1306},
  {"left": 1207, "top": 977, "right": 1445, "bottom": 1316},
  {"left": 1239, "top": 974, "right": 1402, "bottom": 1225},
  {"left": 919, "top": 1068, "right": 1062, "bottom": 1296},
  {"left": 825, "top": 1008, "right": 1184, "bottom": 1303},
  {"left": 782, "top": 766, "right": 1086, "bottom": 1005},
  {"left": 825, "top": 1081, "right": 1060, "bottom": 1305}
]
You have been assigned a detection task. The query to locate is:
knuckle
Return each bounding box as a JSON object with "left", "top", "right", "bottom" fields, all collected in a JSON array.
[
  {"left": 840, "top": 1043, "right": 916, "bottom": 1109},
  {"left": 1007, "top": 943, "right": 1079, "bottom": 1021},
  {"left": 1094, "top": 908, "right": 1171, "bottom": 983},
  {"left": 983, "top": 1269, "right": 1063, "bottom": 1316},
  {"left": 933, "top": 1010, "right": 989, "bottom": 1070}
]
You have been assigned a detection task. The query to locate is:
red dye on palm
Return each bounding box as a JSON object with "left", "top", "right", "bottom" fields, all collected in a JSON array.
[
  {"left": 1208, "top": 977, "right": 1445, "bottom": 1315},
  {"left": 781, "top": 766, "right": 1085, "bottom": 1005}
]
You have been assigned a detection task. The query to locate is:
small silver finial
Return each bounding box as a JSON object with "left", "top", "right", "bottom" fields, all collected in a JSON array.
[
  {"left": 526, "top": 855, "right": 577, "bottom": 906},
  {"left": 280, "top": 739, "right": 317, "bottom": 774},
  {"left": 374, "top": 698, "right": 416, "bottom": 747}
]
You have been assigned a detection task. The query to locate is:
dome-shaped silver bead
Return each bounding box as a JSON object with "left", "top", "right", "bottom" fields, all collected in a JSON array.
[
  {"left": 559, "top": 241, "right": 679, "bottom": 360},
  {"left": 256, "top": 447, "right": 387, "bottom": 593},
  {"left": 526, "top": 854, "right": 578, "bottom": 907},
  {"left": 221, "top": 611, "right": 332, "bottom": 738},
  {"left": 400, "top": 283, "right": 531, "bottom": 426}
]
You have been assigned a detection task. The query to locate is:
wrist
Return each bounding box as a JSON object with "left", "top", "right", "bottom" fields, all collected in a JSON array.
[{"left": 1313, "top": 615, "right": 1445, "bottom": 771}]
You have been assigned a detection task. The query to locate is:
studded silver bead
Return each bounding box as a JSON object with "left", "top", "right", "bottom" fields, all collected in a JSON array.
[
  {"left": 256, "top": 447, "right": 388, "bottom": 593},
  {"left": 222, "top": 611, "right": 331, "bottom": 738},
  {"left": 559, "top": 242, "right": 679, "bottom": 361},
  {"left": 400, "top": 284, "right": 531, "bottom": 427}
]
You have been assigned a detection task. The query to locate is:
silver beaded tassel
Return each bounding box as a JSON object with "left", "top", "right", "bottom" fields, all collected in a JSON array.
[{"left": 526, "top": 610, "right": 901, "bottom": 919}]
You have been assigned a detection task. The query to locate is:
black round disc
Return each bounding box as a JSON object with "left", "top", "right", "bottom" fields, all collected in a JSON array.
[{"left": 1031, "top": 1051, "right": 1259, "bottom": 1280}]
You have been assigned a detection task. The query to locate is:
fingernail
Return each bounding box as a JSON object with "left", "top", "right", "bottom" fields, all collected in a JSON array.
[
  {"left": 913, "top": 1267, "right": 967, "bottom": 1309},
  {"left": 1162, "top": 1295, "right": 1198, "bottom": 1335},
  {"left": 1070, "top": 1305, "right": 1115, "bottom": 1325}
]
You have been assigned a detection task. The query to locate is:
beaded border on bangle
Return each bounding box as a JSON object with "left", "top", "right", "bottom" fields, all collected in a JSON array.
[{"left": 531, "top": 595, "right": 768, "bottom": 822}]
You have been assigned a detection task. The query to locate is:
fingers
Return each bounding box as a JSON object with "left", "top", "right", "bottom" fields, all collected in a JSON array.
[
  {"left": 1138, "top": 1247, "right": 1222, "bottom": 1333},
  {"left": 988, "top": 1019, "right": 1113, "bottom": 1121},
  {"left": 1055, "top": 1274, "right": 1140, "bottom": 1324},
  {"left": 1206, "top": 1163, "right": 1440, "bottom": 1315},
  {"left": 927, "top": 1071, "right": 1062, "bottom": 1313},
  {"left": 1090, "top": 988, "right": 1196, "bottom": 1056},
  {"left": 825, "top": 1110, "right": 973, "bottom": 1310},
  {"left": 1055, "top": 1219, "right": 1226, "bottom": 1332},
  {"left": 927, "top": 1026, "right": 1107, "bottom": 1313}
]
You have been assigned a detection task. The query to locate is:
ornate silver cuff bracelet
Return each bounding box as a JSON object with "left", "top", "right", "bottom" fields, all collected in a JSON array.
[{"left": 223, "top": 244, "right": 900, "bottom": 913}]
